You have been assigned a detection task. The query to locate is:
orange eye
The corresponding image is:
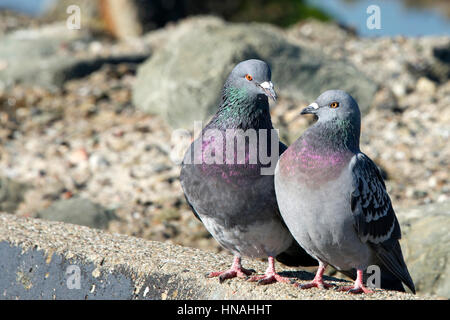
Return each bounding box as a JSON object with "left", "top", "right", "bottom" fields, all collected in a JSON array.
[
  {"left": 330, "top": 102, "right": 339, "bottom": 108},
  {"left": 245, "top": 74, "right": 253, "bottom": 81}
]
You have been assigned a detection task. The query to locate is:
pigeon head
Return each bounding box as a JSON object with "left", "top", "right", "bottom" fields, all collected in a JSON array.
[
  {"left": 211, "top": 59, "right": 276, "bottom": 130},
  {"left": 301, "top": 90, "right": 360, "bottom": 123},
  {"left": 301, "top": 90, "right": 361, "bottom": 150},
  {"left": 224, "top": 59, "right": 277, "bottom": 102}
]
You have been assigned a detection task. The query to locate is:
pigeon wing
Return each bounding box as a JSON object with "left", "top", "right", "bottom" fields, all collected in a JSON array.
[
  {"left": 350, "top": 153, "right": 399, "bottom": 243},
  {"left": 350, "top": 153, "right": 415, "bottom": 293},
  {"left": 183, "top": 192, "right": 202, "bottom": 222}
]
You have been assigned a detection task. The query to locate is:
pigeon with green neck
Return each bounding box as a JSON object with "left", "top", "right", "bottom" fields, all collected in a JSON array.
[{"left": 180, "top": 59, "right": 317, "bottom": 284}]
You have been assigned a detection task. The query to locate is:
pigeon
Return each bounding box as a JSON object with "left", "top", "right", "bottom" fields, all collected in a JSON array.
[
  {"left": 180, "top": 59, "right": 317, "bottom": 284},
  {"left": 274, "top": 90, "right": 415, "bottom": 293}
]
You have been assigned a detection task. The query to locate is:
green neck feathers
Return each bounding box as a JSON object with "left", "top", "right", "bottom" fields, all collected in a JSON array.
[{"left": 210, "top": 86, "right": 272, "bottom": 130}]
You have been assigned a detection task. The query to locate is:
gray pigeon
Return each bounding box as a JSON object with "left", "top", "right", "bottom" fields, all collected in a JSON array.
[
  {"left": 180, "top": 59, "right": 317, "bottom": 284},
  {"left": 274, "top": 90, "right": 415, "bottom": 293}
]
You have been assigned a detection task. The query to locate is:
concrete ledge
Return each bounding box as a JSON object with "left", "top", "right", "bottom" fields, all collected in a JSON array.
[{"left": 0, "top": 213, "right": 432, "bottom": 300}]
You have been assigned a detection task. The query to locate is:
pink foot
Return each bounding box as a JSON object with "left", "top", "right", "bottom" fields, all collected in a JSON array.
[
  {"left": 337, "top": 269, "right": 373, "bottom": 294},
  {"left": 296, "top": 279, "right": 335, "bottom": 290},
  {"left": 247, "top": 256, "right": 293, "bottom": 285},
  {"left": 206, "top": 256, "right": 254, "bottom": 283},
  {"left": 207, "top": 267, "right": 254, "bottom": 283},
  {"left": 338, "top": 285, "right": 374, "bottom": 294},
  {"left": 248, "top": 273, "right": 292, "bottom": 285},
  {"left": 295, "top": 262, "right": 335, "bottom": 290}
]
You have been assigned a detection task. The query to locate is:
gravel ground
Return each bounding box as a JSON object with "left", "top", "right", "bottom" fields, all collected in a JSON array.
[{"left": 0, "top": 16, "right": 449, "bottom": 256}]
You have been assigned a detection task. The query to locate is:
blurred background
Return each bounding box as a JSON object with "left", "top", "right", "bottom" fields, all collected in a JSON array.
[{"left": 0, "top": 0, "right": 448, "bottom": 297}]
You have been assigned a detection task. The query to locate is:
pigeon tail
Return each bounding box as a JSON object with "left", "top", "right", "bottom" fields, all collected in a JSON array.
[
  {"left": 338, "top": 259, "right": 414, "bottom": 293},
  {"left": 372, "top": 240, "right": 416, "bottom": 294}
]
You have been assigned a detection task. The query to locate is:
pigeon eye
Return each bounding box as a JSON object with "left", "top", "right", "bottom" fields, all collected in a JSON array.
[
  {"left": 245, "top": 74, "right": 253, "bottom": 81},
  {"left": 330, "top": 102, "right": 339, "bottom": 108}
]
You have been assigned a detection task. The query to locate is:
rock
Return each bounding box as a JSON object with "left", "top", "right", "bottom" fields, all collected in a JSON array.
[
  {"left": 68, "top": 148, "right": 89, "bottom": 165},
  {"left": 0, "top": 23, "right": 149, "bottom": 89},
  {"left": 407, "top": 40, "right": 450, "bottom": 84},
  {"left": 88, "top": 153, "right": 111, "bottom": 170},
  {"left": 0, "top": 177, "right": 27, "bottom": 213},
  {"left": 36, "top": 197, "right": 116, "bottom": 229},
  {"left": 0, "top": 213, "right": 432, "bottom": 300},
  {"left": 416, "top": 77, "right": 437, "bottom": 95},
  {"left": 287, "top": 18, "right": 356, "bottom": 47},
  {"left": 428, "top": 43, "right": 450, "bottom": 83},
  {"left": 372, "top": 87, "right": 399, "bottom": 111},
  {"left": 397, "top": 201, "right": 450, "bottom": 298},
  {"left": 133, "top": 17, "right": 377, "bottom": 129},
  {"left": 391, "top": 82, "right": 407, "bottom": 98},
  {"left": 0, "top": 24, "right": 91, "bottom": 89}
]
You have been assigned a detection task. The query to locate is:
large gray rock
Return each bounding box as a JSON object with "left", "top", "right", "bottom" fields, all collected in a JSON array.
[
  {"left": 133, "top": 17, "right": 377, "bottom": 129},
  {"left": 397, "top": 201, "right": 450, "bottom": 298},
  {"left": 36, "top": 197, "right": 116, "bottom": 229},
  {"left": 0, "top": 23, "right": 148, "bottom": 89},
  {"left": 0, "top": 24, "right": 90, "bottom": 89}
]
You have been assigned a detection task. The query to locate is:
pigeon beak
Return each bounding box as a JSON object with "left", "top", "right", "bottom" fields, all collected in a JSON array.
[
  {"left": 259, "top": 81, "right": 277, "bottom": 101},
  {"left": 301, "top": 102, "right": 319, "bottom": 115}
]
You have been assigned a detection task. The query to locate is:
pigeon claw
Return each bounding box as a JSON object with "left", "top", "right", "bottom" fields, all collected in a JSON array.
[
  {"left": 207, "top": 267, "right": 255, "bottom": 283},
  {"left": 336, "top": 270, "right": 374, "bottom": 294},
  {"left": 247, "top": 273, "right": 292, "bottom": 285},
  {"left": 218, "top": 271, "right": 237, "bottom": 283},
  {"left": 337, "top": 285, "right": 374, "bottom": 294},
  {"left": 295, "top": 279, "right": 335, "bottom": 290}
]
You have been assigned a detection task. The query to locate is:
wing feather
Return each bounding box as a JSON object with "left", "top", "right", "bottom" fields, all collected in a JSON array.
[
  {"left": 350, "top": 153, "right": 415, "bottom": 293},
  {"left": 350, "top": 153, "right": 400, "bottom": 243}
]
